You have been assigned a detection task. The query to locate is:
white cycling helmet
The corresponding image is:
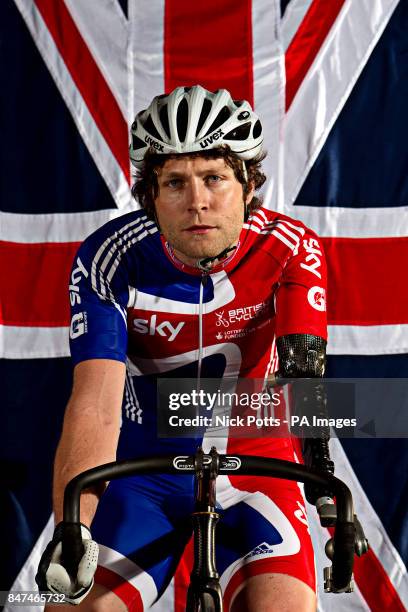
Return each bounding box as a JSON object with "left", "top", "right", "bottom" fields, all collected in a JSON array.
[{"left": 130, "top": 85, "right": 263, "bottom": 168}]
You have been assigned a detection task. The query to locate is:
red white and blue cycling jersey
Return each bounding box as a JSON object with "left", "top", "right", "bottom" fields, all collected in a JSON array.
[{"left": 69, "top": 206, "right": 327, "bottom": 610}]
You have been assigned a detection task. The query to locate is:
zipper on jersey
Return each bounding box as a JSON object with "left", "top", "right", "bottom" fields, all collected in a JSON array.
[{"left": 197, "top": 274, "right": 208, "bottom": 386}]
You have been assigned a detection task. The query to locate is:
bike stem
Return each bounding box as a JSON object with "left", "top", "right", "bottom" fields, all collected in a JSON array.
[{"left": 187, "top": 447, "right": 223, "bottom": 611}]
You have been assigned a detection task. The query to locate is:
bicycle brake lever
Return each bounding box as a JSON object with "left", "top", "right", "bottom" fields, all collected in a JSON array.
[
  {"left": 354, "top": 515, "right": 369, "bottom": 557},
  {"left": 323, "top": 513, "right": 369, "bottom": 593}
]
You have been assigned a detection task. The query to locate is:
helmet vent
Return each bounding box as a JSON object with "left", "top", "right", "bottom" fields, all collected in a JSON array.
[
  {"left": 132, "top": 133, "right": 146, "bottom": 151},
  {"left": 159, "top": 104, "right": 171, "bottom": 139},
  {"left": 224, "top": 122, "right": 251, "bottom": 141},
  {"left": 143, "top": 115, "right": 163, "bottom": 141},
  {"left": 204, "top": 106, "right": 231, "bottom": 137},
  {"left": 195, "top": 98, "right": 213, "bottom": 137},
  {"left": 237, "top": 110, "right": 250, "bottom": 121},
  {"left": 253, "top": 119, "right": 262, "bottom": 139},
  {"left": 176, "top": 98, "right": 188, "bottom": 142}
]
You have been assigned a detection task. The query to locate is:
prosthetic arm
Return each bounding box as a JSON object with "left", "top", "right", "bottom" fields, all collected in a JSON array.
[{"left": 276, "top": 333, "right": 335, "bottom": 512}]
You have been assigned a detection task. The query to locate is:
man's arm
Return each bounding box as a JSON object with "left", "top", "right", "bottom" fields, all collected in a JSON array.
[
  {"left": 275, "top": 334, "right": 335, "bottom": 515},
  {"left": 53, "top": 358, "right": 126, "bottom": 526}
]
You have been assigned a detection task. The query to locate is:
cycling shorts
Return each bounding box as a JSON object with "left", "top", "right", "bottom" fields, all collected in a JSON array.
[{"left": 91, "top": 442, "right": 316, "bottom": 611}]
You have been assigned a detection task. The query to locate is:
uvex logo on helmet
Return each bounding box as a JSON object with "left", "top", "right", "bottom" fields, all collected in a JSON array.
[
  {"left": 144, "top": 134, "right": 164, "bottom": 152},
  {"left": 199, "top": 128, "right": 224, "bottom": 149}
]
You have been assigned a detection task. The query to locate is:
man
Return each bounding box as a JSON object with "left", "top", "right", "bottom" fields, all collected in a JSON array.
[{"left": 37, "top": 85, "right": 333, "bottom": 611}]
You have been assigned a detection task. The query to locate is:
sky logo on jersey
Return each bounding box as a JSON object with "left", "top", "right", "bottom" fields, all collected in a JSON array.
[
  {"left": 132, "top": 314, "right": 185, "bottom": 342},
  {"left": 300, "top": 238, "right": 323, "bottom": 279},
  {"left": 69, "top": 257, "right": 88, "bottom": 306}
]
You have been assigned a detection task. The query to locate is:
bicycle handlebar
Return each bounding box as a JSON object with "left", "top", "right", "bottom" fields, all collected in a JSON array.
[{"left": 62, "top": 454, "right": 355, "bottom": 592}]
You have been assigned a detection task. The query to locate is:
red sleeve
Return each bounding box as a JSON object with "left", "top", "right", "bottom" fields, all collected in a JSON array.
[{"left": 275, "top": 227, "right": 328, "bottom": 340}]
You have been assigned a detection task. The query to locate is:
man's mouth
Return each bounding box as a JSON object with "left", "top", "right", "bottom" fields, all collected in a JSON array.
[{"left": 183, "top": 225, "right": 217, "bottom": 235}]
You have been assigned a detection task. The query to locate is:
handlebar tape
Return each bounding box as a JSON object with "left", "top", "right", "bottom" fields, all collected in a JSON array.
[
  {"left": 332, "top": 521, "right": 355, "bottom": 591},
  {"left": 61, "top": 522, "right": 85, "bottom": 579}
]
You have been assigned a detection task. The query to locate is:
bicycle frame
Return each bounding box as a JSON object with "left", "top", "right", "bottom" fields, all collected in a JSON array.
[{"left": 61, "top": 449, "right": 357, "bottom": 610}]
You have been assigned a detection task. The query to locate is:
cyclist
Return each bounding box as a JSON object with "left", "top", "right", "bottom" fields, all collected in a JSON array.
[{"left": 37, "top": 85, "right": 334, "bottom": 611}]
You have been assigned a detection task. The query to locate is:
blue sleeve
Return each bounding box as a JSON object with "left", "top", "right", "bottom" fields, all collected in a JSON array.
[{"left": 68, "top": 229, "right": 129, "bottom": 366}]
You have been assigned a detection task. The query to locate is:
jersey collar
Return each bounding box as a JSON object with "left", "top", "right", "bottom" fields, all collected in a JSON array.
[{"left": 160, "top": 235, "right": 243, "bottom": 276}]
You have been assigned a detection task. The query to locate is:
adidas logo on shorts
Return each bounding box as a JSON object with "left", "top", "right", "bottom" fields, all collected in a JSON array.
[{"left": 243, "top": 542, "right": 275, "bottom": 560}]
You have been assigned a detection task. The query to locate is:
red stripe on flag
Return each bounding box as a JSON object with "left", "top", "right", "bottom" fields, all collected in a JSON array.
[
  {"left": 326, "top": 525, "right": 406, "bottom": 611},
  {"left": 323, "top": 237, "right": 408, "bottom": 325},
  {"left": 164, "top": 0, "right": 253, "bottom": 104},
  {"left": 1, "top": 242, "right": 79, "bottom": 326},
  {"left": 34, "top": 0, "right": 130, "bottom": 180},
  {"left": 285, "top": 0, "right": 346, "bottom": 109},
  {"left": 353, "top": 545, "right": 406, "bottom": 611}
]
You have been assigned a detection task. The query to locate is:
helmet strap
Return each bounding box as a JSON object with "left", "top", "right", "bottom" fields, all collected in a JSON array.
[{"left": 242, "top": 161, "right": 248, "bottom": 182}]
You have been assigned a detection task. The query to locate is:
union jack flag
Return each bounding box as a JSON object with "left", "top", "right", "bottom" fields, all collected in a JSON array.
[{"left": 2, "top": 0, "right": 407, "bottom": 610}]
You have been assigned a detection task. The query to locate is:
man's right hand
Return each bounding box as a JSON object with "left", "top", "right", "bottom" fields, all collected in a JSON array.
[{"left": 35, "top": 523, "right": 99, "bottom": 605}]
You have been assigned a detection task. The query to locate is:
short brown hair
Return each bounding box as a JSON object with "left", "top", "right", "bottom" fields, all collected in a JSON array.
[{"left": 131, "top": 146, "right": 267, "bottom": 219}]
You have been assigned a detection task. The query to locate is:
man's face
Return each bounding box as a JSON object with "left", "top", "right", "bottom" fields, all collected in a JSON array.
[{"left": 154, "top": 156, "right": 254, "bottom": 266}]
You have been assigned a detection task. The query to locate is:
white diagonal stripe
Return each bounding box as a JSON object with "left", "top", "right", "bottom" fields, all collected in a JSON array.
[
  {"left": 98, "top": 544, "right": 158, "bottom": 609},
  {"left": 281, "top": 0, "right": 314, "bottom": 51},
  {"left": 13, "top": 0, "right": 133, "bottom": 210},
  {"left": 273, "top": 221, "right": 302, "bottom": 245},
  {"left": 268, "top": 229, "right": 297, "bottom": 251},
  {"left": 130, "top": 0, "right": 165, "bottom": 118},
  {"left": 329, "top": 437, "right": 408, "bottom": 603},
  {"left": 64, "top": 0, "right": 130, "bottom": 121},
  {"left": 105, "top": 226, "right": 158, "bottom": 288},
  {"left": 90, "top": 214, "right": 152, "bottom": 298},
  {"left": 97, "top": 220, "right": 156, "bottom": 299},
  {"left": 283, "top": 0, "right": 404, "bottom": 242},
  {"left": 252, "top": 0, "right": 284, "bottom": 211}
]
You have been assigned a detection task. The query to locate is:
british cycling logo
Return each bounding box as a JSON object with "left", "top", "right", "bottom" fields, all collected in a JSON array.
[
  {"left": 70, "top": 312, "right": 88, "bottom": 339},
  {"left": 307, "top": 286, "right": 326, "bottom": 312},
  {"left": 132, "top": 315, "right": 185, "bottom": 342},
  {"left": 215, "top": 301, "right": 269, "bottom": 331},
  {"left": 215, "top": 311, "right": 230, "bottom": 328}
]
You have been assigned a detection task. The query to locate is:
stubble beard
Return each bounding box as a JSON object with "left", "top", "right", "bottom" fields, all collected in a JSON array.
[{"left": 163, "top": 217, "right": 244, "bottom": 263}]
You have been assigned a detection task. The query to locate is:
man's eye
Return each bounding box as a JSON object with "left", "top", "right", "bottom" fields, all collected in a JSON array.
[
  {"left": 207, "top": 175, "right": 221, "bottom": 183},
  {"left": 166, "top": 179, "right": 182, "bottom": 188}
]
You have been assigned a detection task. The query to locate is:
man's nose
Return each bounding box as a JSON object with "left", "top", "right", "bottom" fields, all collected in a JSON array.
[{"left": 187, "top": 179, "right": 209, "bottom": 212}]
